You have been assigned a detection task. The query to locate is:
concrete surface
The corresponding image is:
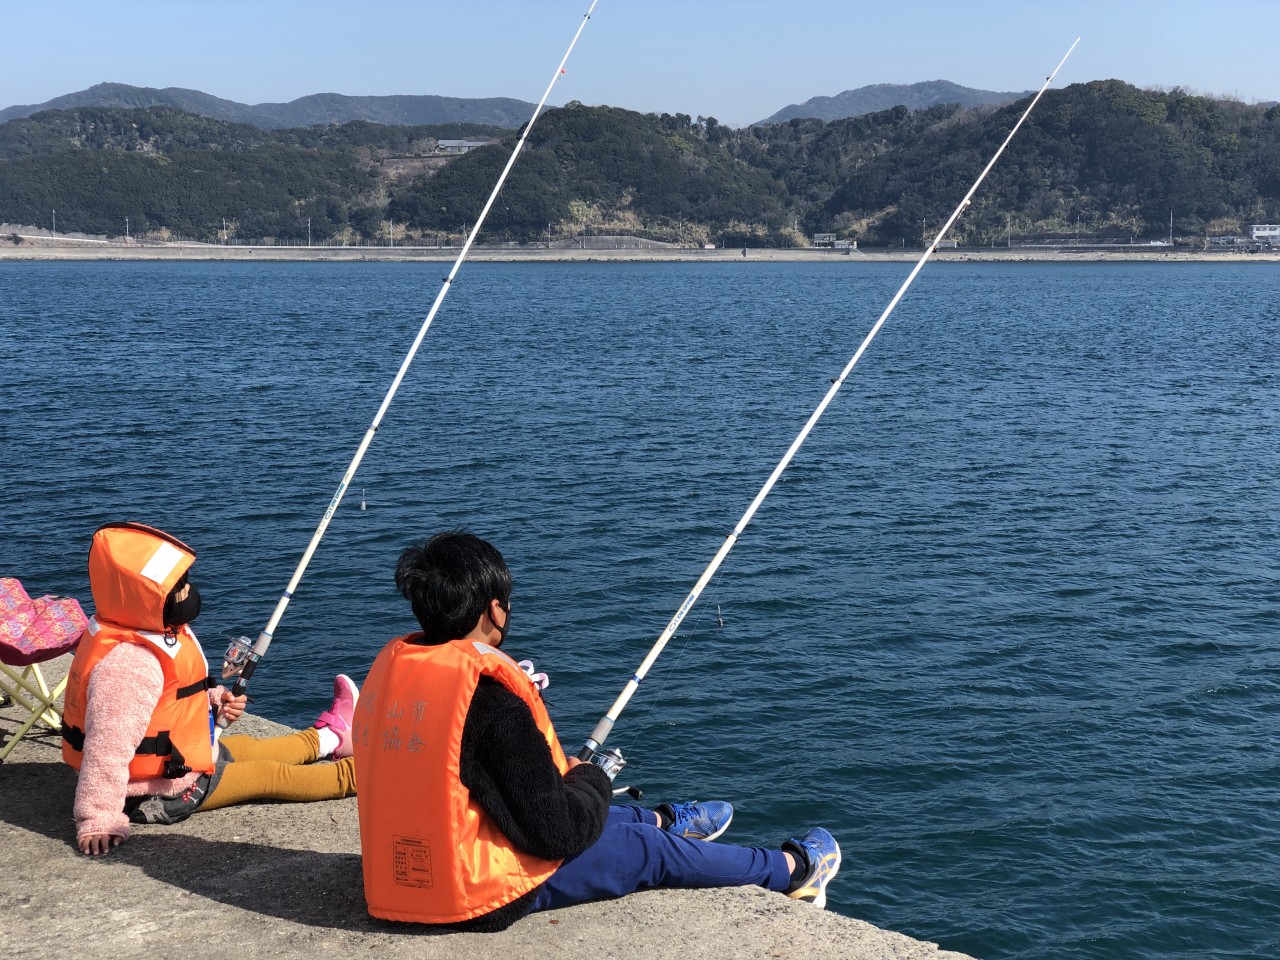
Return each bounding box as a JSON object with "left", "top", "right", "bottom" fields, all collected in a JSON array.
[{"left": 0, "top": 659, "right": 977, "bottom": 960}]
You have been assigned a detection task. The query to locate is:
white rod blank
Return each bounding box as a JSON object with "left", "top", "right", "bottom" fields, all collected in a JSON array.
[
  {"left": 580, "top": 37, "right": 1081, "bottom": 756},
  {"left": 233, "top": 2, "right": 603, "bottom": 694}
]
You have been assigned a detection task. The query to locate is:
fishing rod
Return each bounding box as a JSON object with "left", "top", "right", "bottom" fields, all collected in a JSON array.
[
  {"left": 222, "top": 1, "right": 603, "bottom": 701},
  {"left": 578, "top": 37, "right": 1081, "bottom": 765}
]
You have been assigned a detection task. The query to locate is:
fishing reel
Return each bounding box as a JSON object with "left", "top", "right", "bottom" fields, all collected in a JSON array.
[
  {"left": 585, "top": 746, "right": 627, "bottom": 781},
  {"left": 221, "top": 635, "right": 253, "bottom": 679}
]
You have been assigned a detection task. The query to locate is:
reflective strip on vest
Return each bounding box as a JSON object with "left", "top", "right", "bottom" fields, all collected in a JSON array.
[{"left": 139, "top": 542, "right": 185, "bottom": 586}]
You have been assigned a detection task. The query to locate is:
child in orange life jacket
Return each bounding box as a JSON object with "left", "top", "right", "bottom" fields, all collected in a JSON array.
[
  {"left": 353, "top": 530, "right": 841, "bottom": 930},
  {"left": 63, "top": 522, "right": 358, "bottom": 856}
]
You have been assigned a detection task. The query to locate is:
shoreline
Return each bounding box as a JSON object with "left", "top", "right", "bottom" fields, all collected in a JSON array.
[{"left": 2, "top": 239, "right": 1279, "bottom": 264}]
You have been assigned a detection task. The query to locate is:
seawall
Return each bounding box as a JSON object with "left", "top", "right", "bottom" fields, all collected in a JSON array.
[{"left": 1, "top": 234, "right": 1278, "bottom": 264}]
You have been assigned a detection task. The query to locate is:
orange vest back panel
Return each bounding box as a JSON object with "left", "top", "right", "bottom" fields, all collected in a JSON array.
[{"left": 354, "top": 635, "right": 569, "bottom": 923}]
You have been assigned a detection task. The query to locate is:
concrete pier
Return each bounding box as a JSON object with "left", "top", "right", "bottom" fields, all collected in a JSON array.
[{"left": 0, "top": 670, "right": 976, "bottom": 960}]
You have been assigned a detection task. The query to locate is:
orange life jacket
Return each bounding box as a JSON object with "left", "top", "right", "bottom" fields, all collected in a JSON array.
[
  {"left": 353, "top": 635, "right": 570, "bottom": 923},
  {"left": 62, "top": 619, "right": 216, "bottom": 779},
  {"left": 62, "top": 522, "right": 215, "bottom": 780}
]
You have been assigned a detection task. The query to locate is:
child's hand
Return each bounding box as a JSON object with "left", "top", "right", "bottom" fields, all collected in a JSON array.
[
  {"left": 79, "top": 833, "right": 124, "bottom": 856},
  {"left": 218, "top": 691, "right": 248, "bottom": 725}
]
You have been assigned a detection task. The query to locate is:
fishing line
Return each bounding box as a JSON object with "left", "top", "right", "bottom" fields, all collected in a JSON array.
[
  {"left": 224, "top": 1, "right": 603, "bottom": 702},
  {"left": 611, "top": 564, "right": 732, "bottom": 755},
  {"left": 578, "top": 37, "right": 1081, "bottom": 761}
]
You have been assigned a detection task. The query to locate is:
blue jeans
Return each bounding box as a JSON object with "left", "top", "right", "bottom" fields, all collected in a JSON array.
[{"left": 529, "top": 804, "right": 792, "bottom": 912}]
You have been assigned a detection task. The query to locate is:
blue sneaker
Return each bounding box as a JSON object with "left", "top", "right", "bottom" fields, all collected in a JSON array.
[
  {"left": 658, "top": 800, "right": 734, "bottom": 841},
  {"left": 784, "top": 827, "right": 841, "bottom": 908}
]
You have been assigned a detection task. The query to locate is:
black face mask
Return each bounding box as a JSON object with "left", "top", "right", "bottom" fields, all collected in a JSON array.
[
  {"left": 164, "top": 583, "right": 202, "bottom": 626},
  {"left": 495, "top": 601, "right": 510, "bottom": 646}
]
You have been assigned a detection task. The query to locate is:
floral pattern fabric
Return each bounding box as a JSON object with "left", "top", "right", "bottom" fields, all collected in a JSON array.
[{"left": 0, "top": 577, "right": 87, "bottom": 666}]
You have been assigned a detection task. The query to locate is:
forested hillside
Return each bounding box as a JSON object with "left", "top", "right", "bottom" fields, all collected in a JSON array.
[
  {"left": 0, "top": 108, "right": 507, "bottom": 242},
  {"left": 3, "top": 81, "right": 1278, "bottom": 247},
  {"left": 820, "top": 80, "right": 1280, "bottom": 245}
]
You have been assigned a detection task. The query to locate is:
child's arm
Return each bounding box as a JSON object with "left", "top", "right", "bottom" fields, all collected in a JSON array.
[{"left": 74, "top": 644, "right": 164, "bottom": 854}]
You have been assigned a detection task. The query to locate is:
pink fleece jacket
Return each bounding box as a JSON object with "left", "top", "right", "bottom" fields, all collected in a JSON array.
[{"left": 73, "top": 643, "right": 222, "bottom": 842}]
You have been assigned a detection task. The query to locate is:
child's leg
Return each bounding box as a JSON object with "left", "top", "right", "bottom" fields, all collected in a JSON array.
[
  {"left": 201, "top": 756, "right": 355, "bottom": 810},
  {"left": 607, "top": 804, "right": 658, "bottom": 826},
  {"left": 219, "top": 728, "right": 320, "bottom": 766},
  {"left": 529, "top": 820, "right": 791, "bottom": 912}
]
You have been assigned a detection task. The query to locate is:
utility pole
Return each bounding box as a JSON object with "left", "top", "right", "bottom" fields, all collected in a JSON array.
[
  {"left": 1169, "top": 209, "right": 1174, "bottom": 246},
  {"left": 307, "top": 217, "right": 311, "bottom": 248},
  {"left": 125, "top": 217, "right": 129, "bottom": 242},
  {"left": 52, "top": 209, "right": 56, "bottom": 235}
]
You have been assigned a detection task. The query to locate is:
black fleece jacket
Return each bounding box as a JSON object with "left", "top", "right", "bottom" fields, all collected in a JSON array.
[{"left": 442, "top": 675, "right": 614, "bottom": 931}]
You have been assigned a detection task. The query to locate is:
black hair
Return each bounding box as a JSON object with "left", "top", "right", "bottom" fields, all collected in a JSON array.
[{"left": 396, "top": 530, "right": 512, "bottom": 644}]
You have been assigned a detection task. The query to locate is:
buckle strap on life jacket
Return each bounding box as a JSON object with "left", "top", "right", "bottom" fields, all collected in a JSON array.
[
  {"left": 64, "top": 725, "right": 174, "bottom": 756},
  {"left": 62, "top": 724, "right": 86, "bottom": 751},
  {"left": 134, "top": 730, "right": 193, "bottom": 778},
  {"left": 135, "top": 728, "right": 171, "bottom": 757},
  {"left": 162, "top": 738, "right": 191, "bottom": 779},
  {"left": 63, "top": 725, "right": 194, "bottom": 779},
  {"left": 176, "top": 675, "right": 218, "bottom": 700}
]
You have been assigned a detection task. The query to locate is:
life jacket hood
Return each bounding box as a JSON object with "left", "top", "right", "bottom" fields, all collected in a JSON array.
[{"left": 88, "top": 522, "right": 196, "bottom": 633}]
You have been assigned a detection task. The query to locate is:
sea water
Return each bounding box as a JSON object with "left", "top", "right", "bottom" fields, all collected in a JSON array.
[{"left": 1, "top": 259, "right": 1277, "bottom": 960}]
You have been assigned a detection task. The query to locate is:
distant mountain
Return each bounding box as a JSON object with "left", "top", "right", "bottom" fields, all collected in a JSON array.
[
  {"left": 758, "top": 80, "right": 1030, "bottom": 125},
  {"left": 5, "top": 82, "right": 1275, "bottom": 250},
  {"left": 0, "top": 82, "right": 535, "bottom": 129}
]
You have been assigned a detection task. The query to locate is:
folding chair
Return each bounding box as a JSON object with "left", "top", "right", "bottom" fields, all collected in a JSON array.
[{"left": 0, "top": 577, "right": 87, "bottom": 763}]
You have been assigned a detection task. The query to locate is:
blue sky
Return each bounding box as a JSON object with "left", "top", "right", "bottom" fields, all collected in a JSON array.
[{"left": 5, "top": 1, "right": 1277, "bottom": 126}]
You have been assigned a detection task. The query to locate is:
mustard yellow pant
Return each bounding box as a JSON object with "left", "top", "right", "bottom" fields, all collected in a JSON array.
[{"left": 200, "top": 728, "right": 357, "bottom": 810}]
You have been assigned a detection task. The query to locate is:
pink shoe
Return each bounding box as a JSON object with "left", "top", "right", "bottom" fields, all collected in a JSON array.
[{"left": 313, "top": 674, "right": 359, "bottom": 760}]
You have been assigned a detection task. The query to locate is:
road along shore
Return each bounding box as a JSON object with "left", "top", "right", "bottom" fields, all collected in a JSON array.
[{"left": 2, "top": 237, "right": 1278, "bottom": 264}]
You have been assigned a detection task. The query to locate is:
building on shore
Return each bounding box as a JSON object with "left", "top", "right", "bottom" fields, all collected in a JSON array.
[{"left": 437, "top": 138, "right": 501, "bottom": 154}]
